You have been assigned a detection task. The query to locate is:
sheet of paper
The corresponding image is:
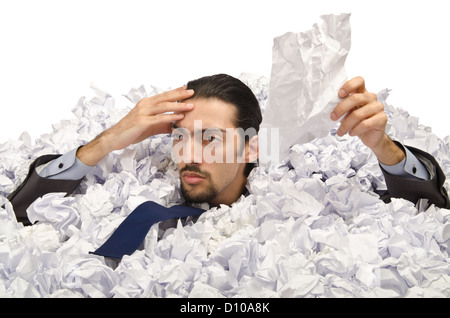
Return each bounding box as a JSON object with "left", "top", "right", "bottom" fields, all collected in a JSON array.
[{"left": 260, "top": 13, "right": 351, "bottom": 164}]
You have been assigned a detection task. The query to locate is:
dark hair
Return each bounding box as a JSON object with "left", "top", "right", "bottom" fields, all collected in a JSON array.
[{"left": 186, "top": 74, "right": 262, "bottom": 176}]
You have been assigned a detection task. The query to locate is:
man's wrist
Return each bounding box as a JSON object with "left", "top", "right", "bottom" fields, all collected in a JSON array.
[
  {"left": 370, "top": 134, "right": 406, "bottom": 165},
  {"left": 76, "top": 132, "right": 112, "bottom": 167}
]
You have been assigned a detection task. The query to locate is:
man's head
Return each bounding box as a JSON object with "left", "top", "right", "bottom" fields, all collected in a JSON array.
[{"left": 171, "top": 74, "right": 262, "bottom": 206}]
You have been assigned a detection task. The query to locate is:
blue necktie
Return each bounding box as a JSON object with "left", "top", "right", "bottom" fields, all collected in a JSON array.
[{"left": 90, "top": 201, "right": 205, "bottom": 259}]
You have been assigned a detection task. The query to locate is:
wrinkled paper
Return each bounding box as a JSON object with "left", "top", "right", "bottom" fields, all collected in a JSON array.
[{"left": 260, "top": 13, "right": 351, "bottom": 164}]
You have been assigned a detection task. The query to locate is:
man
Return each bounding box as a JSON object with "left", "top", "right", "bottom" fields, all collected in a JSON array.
[{"left": 6, "top": 74, "right": 450, "bottom": 230}]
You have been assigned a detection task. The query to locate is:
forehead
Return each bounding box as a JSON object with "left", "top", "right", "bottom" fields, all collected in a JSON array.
[{"left": 175, "top": 97, "right": 237, "bottom": 130}]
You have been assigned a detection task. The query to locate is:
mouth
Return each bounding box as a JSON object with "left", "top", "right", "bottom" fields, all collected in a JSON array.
[{"left": 181, "top": 171, "right": 206, "bottom": 185}]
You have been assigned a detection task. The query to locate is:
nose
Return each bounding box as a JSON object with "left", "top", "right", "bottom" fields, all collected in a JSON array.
[
  {"left": 190, "top": 136, "right": 202, "bottom": 164},
  {"left": 172, "top": 135, "right": 203, "bottom": 165}
]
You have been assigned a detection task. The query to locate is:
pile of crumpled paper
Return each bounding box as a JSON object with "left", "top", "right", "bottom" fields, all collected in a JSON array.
[
  {"left": 0, "top": 13, "right": 449, "bottom": 297},
  {"left": 0, "top": 72, "right": 449, "bottom": 298}
]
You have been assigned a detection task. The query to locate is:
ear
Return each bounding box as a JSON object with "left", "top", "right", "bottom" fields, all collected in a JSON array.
[{"left": 245, "top": 135, "right": 259, "bottom": 163}]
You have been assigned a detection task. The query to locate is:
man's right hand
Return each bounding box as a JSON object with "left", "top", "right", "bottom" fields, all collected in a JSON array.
[{"left": 76, "top": 86, "right": 195, "bottom": 166}]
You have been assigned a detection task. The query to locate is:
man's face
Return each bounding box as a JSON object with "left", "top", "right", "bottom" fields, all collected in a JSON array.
[{"left": 171, "top": 97, "right": 247, "bottom": 206}]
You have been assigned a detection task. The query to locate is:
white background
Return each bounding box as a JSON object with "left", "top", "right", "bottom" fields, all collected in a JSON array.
[{"left": 1, "top": 0, "right": 449, "bottom": 143}]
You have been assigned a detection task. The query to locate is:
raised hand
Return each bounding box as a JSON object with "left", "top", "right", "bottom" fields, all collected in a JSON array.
[
  {"left": 331, "top": 77, "right": 405, "bottom": 165},
  {"left": 76, "top": 86, "right": 195, "bottom": 166}
]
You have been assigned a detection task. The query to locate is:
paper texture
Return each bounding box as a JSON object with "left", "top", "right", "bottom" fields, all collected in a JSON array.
[{"left": 260, "top": 13, "right": 351, "bottom": 164}]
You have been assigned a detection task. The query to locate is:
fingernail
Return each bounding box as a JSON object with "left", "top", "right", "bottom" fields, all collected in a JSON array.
[
  {"left": 330, "top": 112, "right": 337, "bottom": 121},
  {"left": 186, "top": 103, "right": 194, "bottom": 108},
  {"left": 339, "top": 89, "right": 346, "bottom": 97}
]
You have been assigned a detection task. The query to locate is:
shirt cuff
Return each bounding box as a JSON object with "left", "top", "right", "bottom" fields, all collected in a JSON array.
[
  {"left": 379, "top": 144, "right": 430, "bottom": 181},
  {"left": 36, "top": 147, "right": 93, "bottom": 180}
]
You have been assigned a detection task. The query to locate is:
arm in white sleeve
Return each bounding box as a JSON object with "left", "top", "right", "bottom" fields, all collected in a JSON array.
[
  {"left": 379, "top": 143, "right": 430, "bottom": 181},
  {"left": 36, "top": 147, "right": 93, "bottom": 180}
]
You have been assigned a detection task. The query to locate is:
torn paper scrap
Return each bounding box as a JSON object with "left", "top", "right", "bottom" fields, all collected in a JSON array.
[{"left": 260, "top": 13, "right": 351, "bottom": 164}]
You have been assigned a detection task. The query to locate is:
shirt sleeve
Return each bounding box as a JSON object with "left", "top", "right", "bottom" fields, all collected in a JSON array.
[
  {"left": 379, "top": 143, "right": 430, "bottom": 181},
  {"left": 36, "top": 147, "right": 93, "bottom": 180}
]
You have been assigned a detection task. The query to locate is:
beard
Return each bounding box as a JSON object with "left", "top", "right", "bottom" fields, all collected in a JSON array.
[{"left": 179, "top": 165, "right": 219, "bottom": 204}]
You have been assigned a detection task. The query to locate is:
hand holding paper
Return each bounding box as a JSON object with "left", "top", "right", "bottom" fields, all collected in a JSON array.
[
  {"left": 260, "top": 13, "right": 352, "bottom": 163},
  {"left": 331, "top": 77, "right": 405, "bottom": 165},
  {"left": 260, "top": 13, "right": 404, "bottom": 166}
]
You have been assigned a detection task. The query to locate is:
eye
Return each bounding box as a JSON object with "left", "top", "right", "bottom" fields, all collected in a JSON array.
[
  {"left": 171, "top": 128, "right": 189, "bottom": 142},
  {"left": 204, "top": 135, "right": 216, "bottom": 142},
  {"left": 202, "top": 132, "right": 223, "bottom": 145},
  {"left": 173, "top": 132, "right": 183, "bottom": 141}
]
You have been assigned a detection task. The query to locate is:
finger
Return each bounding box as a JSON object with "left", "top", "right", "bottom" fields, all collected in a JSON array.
[
  {"left": 338, "top": 76, "right": 366, "bottom": 98},
  {"left": 336, "top": 101, "right": 384, "bottom": 136},
  {"left": 160, "top": 116, "right": 185, "bottom": 134},
  {"left": 148, "top": 101, "right": 194, "bottom": 116},
  {"left": 348, "top": 112, "right": 388, "bottom": 137},
  {"left": 152, "top": 87, "right": 195, "bottom": 104},
  {"left": 154, "top": 112, "right": 185, "bottom": 122},
  {"left": 331, "top": 92, "right": 378, "bottom": 121},
  {"left": 147, "top": 113, "right": 186, "bottom": 134},
  {"left": 133, "top": 114, "right": 184, "bottom": 143}
]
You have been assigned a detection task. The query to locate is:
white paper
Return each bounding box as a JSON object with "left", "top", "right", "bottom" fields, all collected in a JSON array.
[{"left": 260, "top": 13, "right": 351, "bottom": 164}]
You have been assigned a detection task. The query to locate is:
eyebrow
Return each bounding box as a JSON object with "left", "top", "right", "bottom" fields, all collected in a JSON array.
[{"left": 171, "top": 123, "right": 227, "bottom": 134}]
